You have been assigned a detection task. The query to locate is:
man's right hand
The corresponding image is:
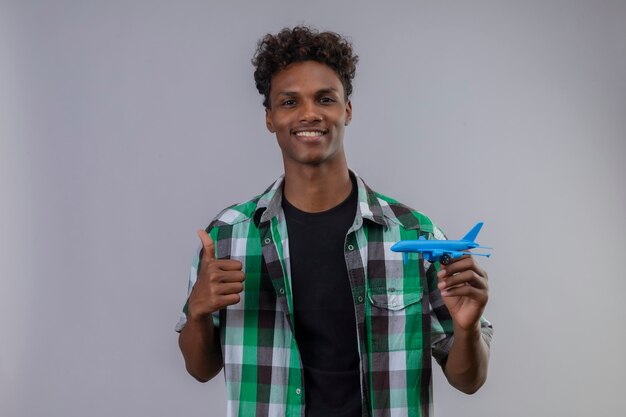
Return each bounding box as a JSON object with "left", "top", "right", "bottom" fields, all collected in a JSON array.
[
  {"left": 179, "top": 229, "right": 239, "bottom": 381},
  {"left": 186, "top": 230, "right": 245, "bottom": 320}
]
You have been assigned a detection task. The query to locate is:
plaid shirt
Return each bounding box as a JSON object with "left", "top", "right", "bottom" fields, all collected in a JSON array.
[{"left": 177, "top": 173, "right": 493, "bottom": 417}]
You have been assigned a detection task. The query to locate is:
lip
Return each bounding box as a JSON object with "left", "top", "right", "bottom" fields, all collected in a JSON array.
[{"left": 291, "top": 128, "right": 329, "bottom": 142}]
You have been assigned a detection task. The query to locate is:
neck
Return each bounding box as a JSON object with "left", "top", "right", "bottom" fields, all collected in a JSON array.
[{"left": 283, "top": 161, "right": 352, "bottom": 213}]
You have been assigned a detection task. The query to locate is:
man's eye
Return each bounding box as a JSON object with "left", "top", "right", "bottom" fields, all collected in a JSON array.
[
  {"left": 320, "top": 97, "right": 335, "bottom": 103},
  {"left": 282, "top": 99, "right": 296, "bottom": 106}
]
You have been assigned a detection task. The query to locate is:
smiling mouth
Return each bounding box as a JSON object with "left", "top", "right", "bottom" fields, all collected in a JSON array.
[{"left": 293, "top": 130, "right": 327, "bottom": 138}]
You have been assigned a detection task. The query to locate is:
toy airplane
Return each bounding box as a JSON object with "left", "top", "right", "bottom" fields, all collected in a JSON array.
[{"left": 391, "top": 222, "right": 492, "bottom": 265}]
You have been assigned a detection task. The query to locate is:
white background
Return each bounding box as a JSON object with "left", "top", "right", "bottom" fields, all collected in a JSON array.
[{"left": 1, "top": 1, "right": 625, "bottom": 416}]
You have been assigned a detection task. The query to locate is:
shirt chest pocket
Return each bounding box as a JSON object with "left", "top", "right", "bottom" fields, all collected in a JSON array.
[{"left": 367, "top": 287, "right": 424, "bottom": 352}]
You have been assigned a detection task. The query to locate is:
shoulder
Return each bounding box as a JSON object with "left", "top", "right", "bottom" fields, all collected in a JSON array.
[
  {"left": 207, "top": 196, "right": 261, "bottom": 229},
  {"left": 363, "top": 185, "right": 445, "bottom": 239},
  {"left": 205, "top": 177, "right": 283, "bottom": 231},
  {"left": 378, "top": 192, "right": 434, "bottom": 228}
]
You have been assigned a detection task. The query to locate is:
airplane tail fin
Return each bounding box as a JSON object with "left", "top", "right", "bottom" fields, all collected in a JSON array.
[{"left": 462, "top": 222, "right": 484, "bottom": 242}]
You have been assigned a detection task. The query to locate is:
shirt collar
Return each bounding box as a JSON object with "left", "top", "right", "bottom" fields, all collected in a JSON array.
[{"left": 253, "top": 170, "right": 391, "bottom": 228}]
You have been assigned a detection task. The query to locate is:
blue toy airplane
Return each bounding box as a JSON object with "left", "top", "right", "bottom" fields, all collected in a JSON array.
[{"left": 391, "top": 222, "right": 492, "bottom": 265}]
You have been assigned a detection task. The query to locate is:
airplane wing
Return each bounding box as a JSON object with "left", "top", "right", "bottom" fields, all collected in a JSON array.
[{"left": 446, "top": 250, "right": 491, "bottom": 260}]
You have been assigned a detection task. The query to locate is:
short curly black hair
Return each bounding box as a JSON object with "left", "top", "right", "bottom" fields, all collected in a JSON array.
[{"left": 252, "top": 26, "right": 358, "bottom": 108}]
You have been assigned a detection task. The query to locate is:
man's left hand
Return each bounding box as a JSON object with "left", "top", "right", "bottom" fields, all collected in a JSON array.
[{"left": 436, "top": 255, "right": 489, "bottom": 332}]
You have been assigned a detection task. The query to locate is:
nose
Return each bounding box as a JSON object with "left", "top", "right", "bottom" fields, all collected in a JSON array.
[{"left": 299, "top": 99, "right": 322, "bottom": 123}]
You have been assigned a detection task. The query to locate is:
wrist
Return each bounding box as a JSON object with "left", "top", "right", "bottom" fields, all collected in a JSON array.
[
  {"left": 453, "top": 322, "right": 482, "bottom": 342},
  {"left": 186, "top": 309, "right": 214, "bottom": 325}
]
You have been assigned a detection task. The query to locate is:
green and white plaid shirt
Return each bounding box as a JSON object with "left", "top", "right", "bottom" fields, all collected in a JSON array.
[{"left": 177, "top": 173, "right": 493, "bottom": 417}]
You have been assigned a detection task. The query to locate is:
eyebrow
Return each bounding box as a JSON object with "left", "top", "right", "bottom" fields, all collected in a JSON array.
[{"left": 276, "top": 87, "right": 341, "bottom": 97}]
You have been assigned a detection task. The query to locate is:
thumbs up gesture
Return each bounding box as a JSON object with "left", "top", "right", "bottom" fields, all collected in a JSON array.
[{"left": 186, "top": 230, "right": 245, "bottom": 320}]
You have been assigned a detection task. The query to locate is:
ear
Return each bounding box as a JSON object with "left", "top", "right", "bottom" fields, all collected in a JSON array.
[
  {"left": 344, "top": 100, "right": 353, "bottom": 126},
  {"left": 265, "top": 107, "right": 275, "bottom": 133}
]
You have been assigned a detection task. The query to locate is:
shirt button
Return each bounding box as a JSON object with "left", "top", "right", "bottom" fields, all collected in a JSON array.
[
  {"left": 357, "top": 296, "right": 364, "bottom": 303},
  {"left": 264, "top": 238, "right": 271, "bottom": 244},
  {"left": 279, "top": 288, "right": 285, "bottom": 295},
  {"left": 295, "top": 388, "right": 302, "bottom": 395},
  {"left": 347, "top": 244, "right": 354, "bottom": 251}
]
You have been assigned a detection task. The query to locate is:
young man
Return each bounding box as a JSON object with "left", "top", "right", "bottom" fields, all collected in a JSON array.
[{"left": 177, "top": 26, "right": 492, "bottom": 417}]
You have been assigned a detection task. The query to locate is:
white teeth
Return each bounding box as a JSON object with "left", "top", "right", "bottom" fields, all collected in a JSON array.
[{"left": 295, "top": 131, "right": 324, "bottom": 137}]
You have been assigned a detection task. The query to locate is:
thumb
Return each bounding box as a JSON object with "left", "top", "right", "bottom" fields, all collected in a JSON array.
[{"left": 197, "top": 229, "right": 216, "bottom": 260}]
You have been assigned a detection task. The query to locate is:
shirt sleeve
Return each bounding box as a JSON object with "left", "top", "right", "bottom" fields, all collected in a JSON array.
[
  {"left": 426, "top": 225, "right": 493, "bottom": 367},
  {"left": 174, "top": 241, "right": 221, "bottom": 333}
]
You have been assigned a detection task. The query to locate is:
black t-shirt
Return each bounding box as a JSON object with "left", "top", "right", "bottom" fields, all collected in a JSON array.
[{"left": 282, "top": 179, "right": 361, "bottom": 417}]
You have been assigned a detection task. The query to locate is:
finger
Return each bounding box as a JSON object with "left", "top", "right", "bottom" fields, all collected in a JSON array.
[
  {"left": 221, "top": 293, "right": 241, "bottom": 307},
  {"left": 440, "top": 283, "right": 488, "bottom": 302},
  {"left": 197, "top": 229, "right": 216, "bottom": 261},
  {"left": 216, "top": 270, "right": 245, "bottom": 283},
  {"left": 217, "top": 282, "right": 245, "bottom": 295},
  {"left": 197, "top": 293, "right": 241, "bottom": 312},
  {"left": 436, "top": 255, "right": 468, "bottom": 279},
  {"left": 438, "top": 270, "right": 488, "bottom": 291},
  {"left": 210, "top": 259, "right": 244, "bottom": 272}
]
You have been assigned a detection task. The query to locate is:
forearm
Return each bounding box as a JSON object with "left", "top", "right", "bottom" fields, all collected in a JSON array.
[
  {"left": 178, "top": 314, "right": 223, "bottom": 382},
  {"left": 443, "top": 323, "right": 489, "bottom": 394}
]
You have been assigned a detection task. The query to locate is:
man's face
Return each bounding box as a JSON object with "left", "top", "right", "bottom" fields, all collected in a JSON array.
[{"left": 265, "top": 61, "right": 352, "bottom": 169}]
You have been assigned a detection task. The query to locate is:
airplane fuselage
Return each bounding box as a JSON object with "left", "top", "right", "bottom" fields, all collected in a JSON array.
[{"left": 391, "top": 240, "right": 479, "bottom": 252}]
